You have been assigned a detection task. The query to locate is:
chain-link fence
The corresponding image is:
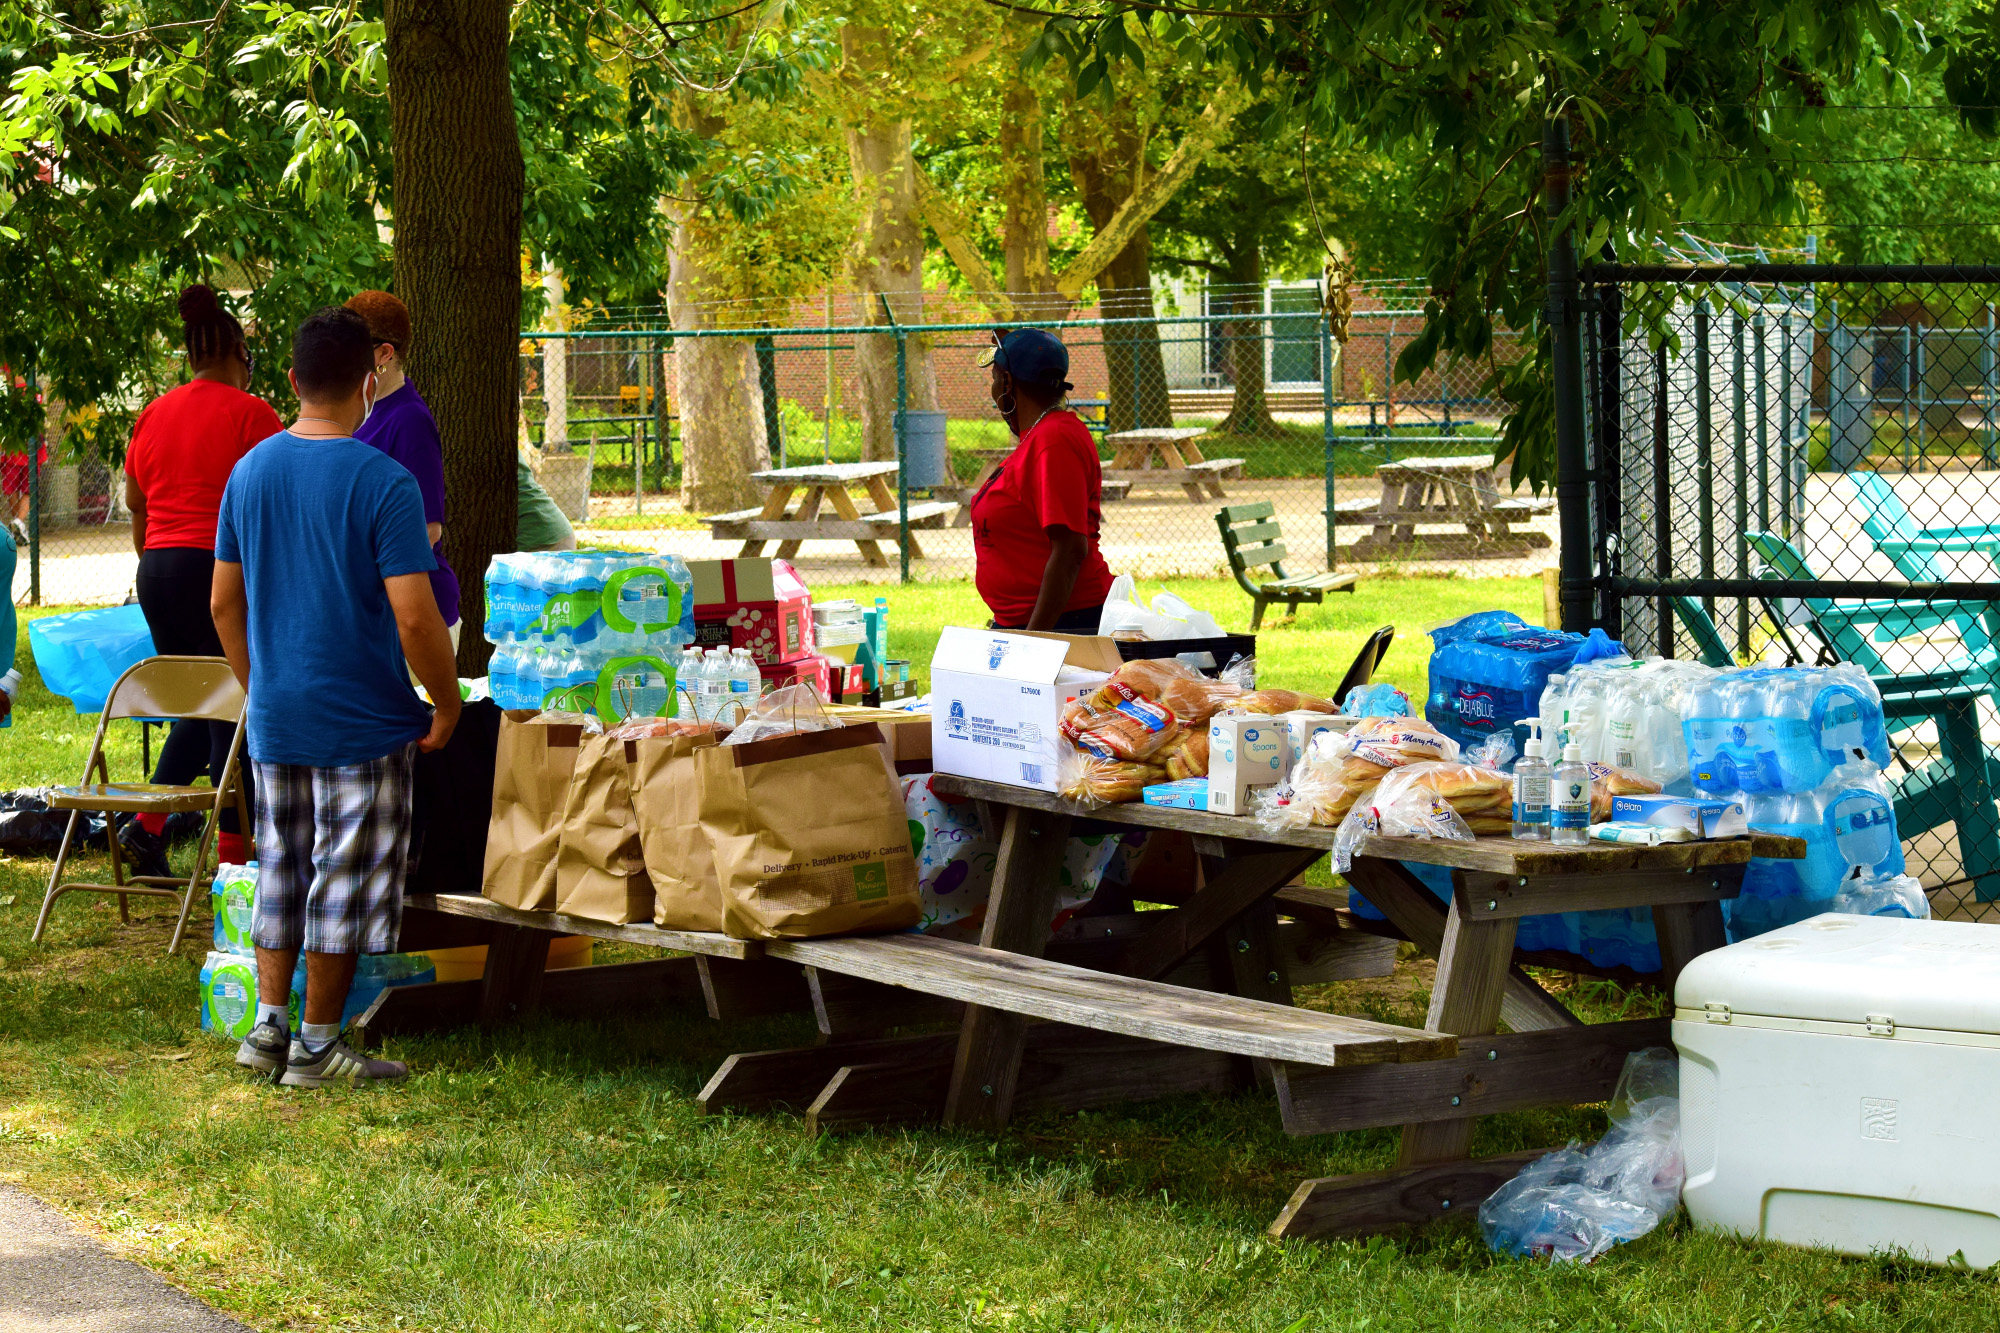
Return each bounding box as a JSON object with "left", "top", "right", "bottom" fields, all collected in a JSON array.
[
  {"left": 1576, "top": 264, "right": 2000, "bottom": 921},
  {"left": 514, "top": 283, "right": 1544, "bottom": 587}
]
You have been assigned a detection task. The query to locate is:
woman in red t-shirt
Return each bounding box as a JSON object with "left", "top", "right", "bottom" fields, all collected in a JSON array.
[
  {"left": 118, "top": 284, "right": 281, "bottom": 875},
  {"left": 969, "top": 329, "right": 1115, "bottom": 630}
]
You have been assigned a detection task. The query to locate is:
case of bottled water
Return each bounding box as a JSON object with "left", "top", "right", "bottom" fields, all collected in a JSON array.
[
  {"left": 1681, "top": 663, "right": 1890, "bottom": 797},
  {"left": 483, "top": 551, "right": 696, "bottom": 722},
  {"left": 1426, "top": 611, "right": 1586, "bottom": 755},
  {"left": 1728, "top": 757, "right": 1908, "bottom": 940},
  {"left": 1545, "top": 657, "right": 1709, "bottom": 792}
]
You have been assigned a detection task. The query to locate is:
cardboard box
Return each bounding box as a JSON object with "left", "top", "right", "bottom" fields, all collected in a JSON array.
[
  {"left": 758, "top": 654, "right": 829, "bottom": 700},
  {"left": 825, "top": 658, "right": 867, "bottom": 703},
  {"left": 830, "top": 705, "right": 933, "bottom": 774},
  {"left": 1207, "top": 713, "right": 1287, "bottom": 815},
  {"left": 688, "top": 558, "right": 816, "bottom": 664},
  {"left": 1278, "top": 711, "right": 1345, "bottom": 773},
  {"left": 930, "top": 628, "right": 1120, "bottom": 792},
  {"left": 1141, "top": 777, "right": 1210, "bottom": 810},
  {"left": 1610, "top": 792, "right": 1748, "bottom": 838}
]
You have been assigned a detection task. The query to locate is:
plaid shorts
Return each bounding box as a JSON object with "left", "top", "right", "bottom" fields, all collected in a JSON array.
[{"left": 252, "top": 744, "right": 417, "bottom": 954}]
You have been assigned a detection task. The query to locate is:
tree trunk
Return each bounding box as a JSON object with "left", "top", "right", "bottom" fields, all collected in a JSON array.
[
  {"left": 1216, "top": 244, "right": 1276, "bottom": 436},
  {"left": 999, "top": 31, "right": 1063, "bottom": 319},
  {"left": 841, "top": 26, "right": 939, "bottom": 464},
  {"left": 1070, "top": 112, "right": 1172, "bottom": 432},
  {"left": 670, "top": 220, "right": 770, "bottom": 514},
  {"left": 385, "top": 0, "right": 524, "bottom": 675}
]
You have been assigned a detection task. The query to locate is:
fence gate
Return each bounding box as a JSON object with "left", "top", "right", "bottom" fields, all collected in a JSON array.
[{"left": 1561, "top": 262, "right": 2000, "bottom": 917}]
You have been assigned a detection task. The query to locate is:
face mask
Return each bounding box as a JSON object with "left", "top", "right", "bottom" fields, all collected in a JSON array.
[{"left": 359, "top": 370, "right": 379, "bottom": 429}]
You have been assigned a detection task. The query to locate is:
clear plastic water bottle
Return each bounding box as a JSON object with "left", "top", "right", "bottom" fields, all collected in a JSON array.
[
  {"left": 1512, "top": 723, "right": 1551, "bottom": 840},
  {"left": 571, "top": 552, "right": 608, "bottom": 648},
  {"left": 729, "top": 647, "right": 761, "bottom": 708},
  {"left": 1605, "top": 677, "right": 1642, "bottom": 770},
  {"left": 488, "top": 636, "right": 519, "bottom": 709},
  {"left": 696, "top": 646, "right": 734, "bottom": 722},
  {"left": 1551, "top": 742, "right": 1590, "bottom": 846},
  {"left": 672, "top": 646, "right": 701, "bottom": 721},
  {"left": 517, "top": 645, "right": 545, "bottom": 710},
  {"left": 483, "top": 554, "right": 513, "bottom": 643},
  {"left": 1538, "top": 672, "right": 1568, "bottom": 742},
  {"left": 516, "top": 554, "right": 546, "bottom": 644}
]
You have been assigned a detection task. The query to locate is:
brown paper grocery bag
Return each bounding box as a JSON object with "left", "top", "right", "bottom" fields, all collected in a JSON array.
[
  {"left": 554, "top": 733, "right": 653, "bottom": 924},
  {"left": 481, "top": 714, "right": 583, "bottom": 910},
  {"left": 697, "top": 723, "right": 921, "bottom": 940},
  {"left": 631, "top": 732, "right": 723, "bottom": 932}
]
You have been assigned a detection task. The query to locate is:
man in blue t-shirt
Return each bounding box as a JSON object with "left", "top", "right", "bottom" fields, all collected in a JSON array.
[{"left": 211, "top": 305, "right": 460, "bottom": 1088}]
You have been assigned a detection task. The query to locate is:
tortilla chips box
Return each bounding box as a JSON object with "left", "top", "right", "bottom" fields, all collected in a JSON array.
[{"left": 688, "top": 558, "right": 816, "bottom": 665}]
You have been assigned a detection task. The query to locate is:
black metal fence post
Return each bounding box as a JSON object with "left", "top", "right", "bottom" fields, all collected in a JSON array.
[{"left": 1545, "top": 112, "right": 1593, "bottom": 632}]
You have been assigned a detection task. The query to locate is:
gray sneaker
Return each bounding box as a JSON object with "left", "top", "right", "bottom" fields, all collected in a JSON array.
[
  {"left": 278, "top": 1037, "right": 408, "bottom": 1088},
  {"left": 235, "top": 1021, "right": 289, "bottom": 1074}
]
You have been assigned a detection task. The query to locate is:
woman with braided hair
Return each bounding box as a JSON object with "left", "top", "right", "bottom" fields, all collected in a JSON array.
[{"left": 117, "top": 283, "right": 281, "bottom": 877}]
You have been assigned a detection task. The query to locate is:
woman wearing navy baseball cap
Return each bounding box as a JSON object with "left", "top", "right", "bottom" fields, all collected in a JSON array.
[{"left": 970, "top": 328, "right": 1115, "bottom": 630}]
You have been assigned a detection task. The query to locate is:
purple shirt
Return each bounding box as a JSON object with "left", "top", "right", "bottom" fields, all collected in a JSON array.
[{"left": 354, "top": 382, "right": 460, "bottom": 626}]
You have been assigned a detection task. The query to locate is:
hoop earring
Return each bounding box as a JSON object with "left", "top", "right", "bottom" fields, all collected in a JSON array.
[{"left": 998, "top": 394, "right": 1017, "bottom": 416}]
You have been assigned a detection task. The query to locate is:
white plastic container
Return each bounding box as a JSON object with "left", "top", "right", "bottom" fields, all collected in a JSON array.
[{"left": 1674, "top": 914, "right": 2000, "bottom": 1266}]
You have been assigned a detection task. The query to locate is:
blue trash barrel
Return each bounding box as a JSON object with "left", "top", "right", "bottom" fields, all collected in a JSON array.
[{"left": 900, "top": 410, "right": 949, "bottom": 489}]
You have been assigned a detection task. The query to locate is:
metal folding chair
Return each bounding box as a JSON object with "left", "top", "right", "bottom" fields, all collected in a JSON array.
[{"left": 30, "top": 656, "right": 252, "bottom": 955}]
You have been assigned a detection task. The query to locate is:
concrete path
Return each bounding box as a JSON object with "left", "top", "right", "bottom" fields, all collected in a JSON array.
[{"left": 0, "top": 1186, "right": 254, "bottom": 1333}]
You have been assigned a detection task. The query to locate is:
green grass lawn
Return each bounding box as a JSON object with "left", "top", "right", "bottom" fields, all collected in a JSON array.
[{"left": 3, "top": 583, "right": 1997, "bottom": 1331}]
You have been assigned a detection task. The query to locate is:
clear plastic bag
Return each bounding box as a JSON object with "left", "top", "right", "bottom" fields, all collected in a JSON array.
[
  {"left": 1340, "top": 681, "right": 1410, "bottom": 717},
  {"left": 720, "top": 683, "right": 839, "bottom": 746},
  {"left": 1479, "top": 1048, "right": 1683, "bottom": 1264},
  {"left": 528, "top": 709, "right": 603, "bottom": 734},
  {"left": 1330, "top": 765, "right": 1478, "bottom": 871},
  {"left": 1231, "top": 688, "right": 1335, "bottom": 715},
  {"left": 1259, "top": 718, "right": 1462, "bottom": 832},
  {"left": 1087, "top": 658, "right": 1242, "bottom": 725},
  {"left": 1220, "top": 654, "right": 1256, "bottom": 690},
  {"left": 1468, "top": 730, "right": 1519, "bottom": 771},
  {"left": 1057, "top": 745, "right": 1164, "bottom": 807},
  {"left": 1831, "top": 871, "right": 1930, "bottom": 919}
]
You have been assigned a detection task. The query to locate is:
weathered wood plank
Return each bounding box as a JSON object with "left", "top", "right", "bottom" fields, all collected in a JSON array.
[
  {"left": 405, "top": 892, "right": 758, "bottom": 960},
  {"left": 1340, "top": 858, "right": 1581, "bottom": 1034},
  {"left": 808, "top": 1025, "right": 1240, "bottom": 1131},
  {"left": 1452, "top": 864, "right": 1745, "bottom": 919},
  {"left": 1651, "top": 900, "right": 1728, "bottom": 996},
  {"left": 807, "top": 967, "right": 964, "bottom": 1037},
  {"left": 478, "top": 923, "right": 552, "bottom": 1028},
  {"left": 697, "top": 1033, "right": 960, "bottom": 1113},
  {"left": 1269, "top": 1149, "right": 1549, "bottom": 1241},
  {"left": 1272, "top": 1018, "right": 1672, "bottom": 1136},
  {"left": 697, "top": 955, "right": 813, "bottom": 1021},
  {"left": 944, "top": 804, "right": 1076, "bottom": 1131},
  {"left": 1397, "top": 898, "right": 1518, "bottom": 1166},
  {"left": 769, "top": 933, "right": 1452, "bottom": 1067},
  {"left": 356, "top": 957, "right": 707, "bottom": 1043},
  {"left": 1115, "top": 845, "right": 1325, "bottom": 980}
]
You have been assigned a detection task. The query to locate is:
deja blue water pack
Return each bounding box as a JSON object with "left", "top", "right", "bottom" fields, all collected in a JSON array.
[
  {"left": 1682, "top": 664, "right": 1890, "bottom": 797},
  {"left": 1426, "top": 611, "right": 1586, "bottom": 753}
]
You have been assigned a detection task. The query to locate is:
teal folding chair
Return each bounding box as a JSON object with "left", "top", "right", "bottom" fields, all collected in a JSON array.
[{"left": 1848, "top": 471, "right": 2000, "bottom": 656}]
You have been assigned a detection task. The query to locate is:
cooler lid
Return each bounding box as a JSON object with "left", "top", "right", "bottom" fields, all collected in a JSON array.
[{"left": 1676, "top": 915, "right": 2000, "bottom": 1035}]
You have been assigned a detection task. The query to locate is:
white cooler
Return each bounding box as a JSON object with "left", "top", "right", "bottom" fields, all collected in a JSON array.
[{"left": 1674, "top": 914, "right": 2000, "bottom": 1265}]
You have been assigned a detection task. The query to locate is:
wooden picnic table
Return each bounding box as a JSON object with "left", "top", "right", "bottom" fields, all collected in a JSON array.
[
  {"left": 373, "top": 775, "right": 1801, "bottom": 1242},
  {"left": 702, "top": 462, "right": 956, "bottom": 567},
  {"left": 938, "top": 446, "right": 1131, "bottom": 526},
  {"left": 1334, "top": 453, "right": 1555, "bottom": 557},
  {"left": 1103, "top": 427, "right": 1247, "bottom": 505}
]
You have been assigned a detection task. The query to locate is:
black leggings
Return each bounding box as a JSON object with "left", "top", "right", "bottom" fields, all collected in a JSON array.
[{"left": 135, "top": 547, "right": 250, "bottom": 834}]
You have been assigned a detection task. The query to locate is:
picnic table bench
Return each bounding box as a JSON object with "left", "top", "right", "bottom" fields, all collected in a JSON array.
[
  {"left": 1103, "top": 427, "right": 1247, "bottom": 505},
  {"left": 937, "top": 447, "right": 1131, "bottom": 526},
  {"left": 1333, "top": 451, "right": 1555, "bottom": 557},
  {"left": 702, "top": 462, "right": 955, "bottom": 566},
  {"left": 377, "top": 778, "right": 1802, "bottom": 1242}
]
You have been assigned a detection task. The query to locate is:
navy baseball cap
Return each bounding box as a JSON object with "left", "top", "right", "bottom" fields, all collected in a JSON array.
[{"left": 979, "top": 328, "right": 1073, "bottom": 393}]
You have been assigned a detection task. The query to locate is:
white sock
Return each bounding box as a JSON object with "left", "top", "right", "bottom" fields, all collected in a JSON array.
[
  {"left": 298, "top": 1021, "right": 340, "bottom": 1053},
  {"left": 255, "top": 1003, "right": 288, "bottom": 1033}
]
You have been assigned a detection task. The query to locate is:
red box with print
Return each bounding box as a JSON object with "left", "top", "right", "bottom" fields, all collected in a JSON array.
[
  {"left": 757, "top": 654, "right": 830, "bottom": 699},
  {"left": 688, "top": 558, "right": 816, "bottom": 665}
]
